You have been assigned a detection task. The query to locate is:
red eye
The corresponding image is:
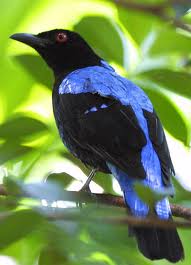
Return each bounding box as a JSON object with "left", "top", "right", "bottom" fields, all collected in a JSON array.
[{"left": 56, "top": 32, "right": 68, "bottom": 43}]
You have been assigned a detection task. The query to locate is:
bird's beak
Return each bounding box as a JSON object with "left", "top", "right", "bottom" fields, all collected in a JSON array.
[{"left": 10, "top": 33, "right": 49, "bottom": 48}]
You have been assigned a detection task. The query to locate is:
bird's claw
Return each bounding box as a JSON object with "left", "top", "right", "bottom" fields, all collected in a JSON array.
[{"left": 76, "top": 184, "right": 92, "bottom": 208}]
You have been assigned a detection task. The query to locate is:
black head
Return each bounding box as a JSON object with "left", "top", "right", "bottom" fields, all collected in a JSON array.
[{"left": 10, "top": 29, "right": 101, "bottom": 77}]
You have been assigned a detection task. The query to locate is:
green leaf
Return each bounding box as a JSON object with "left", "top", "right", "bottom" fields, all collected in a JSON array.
[
  {"left": 23, "top": 182, "right": 68, "bottom": 202},
  {"left": 0, "top": 197, "right": 19, "bottom": 211},
  {"left": 0, "top": 209, "right": 44, "bottom": 250},
  {"left": 0, "top": 115, "right": 48, "bottom": 140},
  {"left": 135, "top": 80, "right": 188, "bottom": 144},
  {"left": 94, "top": 172, "right": 113, "bottom": 193},
  {"left": 0, "top": 142, "right": 33, "bottom": 165},
  {"left": 134, "top": 183, "right": 174, "bottom": 207},
  {"left": 0, "top": 58, "right": 34, "bottom": 116},
  {"left": 117, "top": 7, "right": 156, "bottom": 45},
  {"left": 46, "top": 172, "right": 75, "bottom": 189},
  {"left": 73, "top": 15, "right": 124, "bottom": 66},
  {"left": 13, "top": 55, "right": 53, "bottom": 89},
  {"left": 3, "top": 176, "right": 22, "bottom": 196},
  {"left": 87, "top": 221, "right": 133, "bottom": 248},
  {"left": 1, "top": 232, "right": 43, "bottom": 265},
  {"left": 0, "top": 0, "right": 40, "bottom": 53},
  {"left": 139, "top": 69, "right": 191, "bottom": 99},
  {"left": 149, "top": 26, "right": 191, "bottom": 55},
  {"left": 171, "top": 178, "right": 191, "bottom": 203},
  {"left": 39, "top": 245, "right": 68, "bottom": 265}
]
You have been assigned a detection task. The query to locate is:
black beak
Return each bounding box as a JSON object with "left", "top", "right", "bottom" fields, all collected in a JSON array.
[{"left": 10, "top": 33, "right": 49, "bottom": 48}]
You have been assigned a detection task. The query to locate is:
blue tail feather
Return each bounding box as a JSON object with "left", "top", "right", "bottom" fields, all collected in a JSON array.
[
  {"left": 107, "top": 163, "right": 184, "bottom": 262},
  {"left": 107, "top": 162, "right": 171, "bottom": 219}
]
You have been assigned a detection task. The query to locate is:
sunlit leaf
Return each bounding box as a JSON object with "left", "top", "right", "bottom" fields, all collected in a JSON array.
[
  {"left": 171, "top": 178, "right": 191, "bottom": 203},
  {"left": 135, "top": 80, "right": 188, "bottom": 144},
  {"left": 0, "top": 142, "right": 33, "bottom": 165},
  {"left": 117, "top": 7, "right": 156, "bottom": 45},
  {"left": 46, "top": 172, "right": 75, "bottom": 189},
  {"left": 13, "top": 55, "right": 53, "bottom": 89},
  {"left": 0, "top": 0, "right": 40, "bottom": 52},
  {"left": 0, "top": 209, "right": 44, "bottom": 250},
  {"left": 149, "top": 26, "right": 191, "bottom": 55},
  {"left": 134, "top": 183, "right": 173, "bottom": 207},
  {"left": 94, "top": 172, "right": 113, "bottom": 193},
  {"left": 0, "top": 115, "right": 48, "bottom": 140},
  {"left": 139, "top": 69, "right": 191, "bottom": 99},
  {"left": 1, "top": 232, "right": 43, "bottom": 265},
  {"left": 74, "top": 16, "right": 124, "bottom": 66},
  {"left": 0, "top": 58, "right": 34, "bottom": 116}
]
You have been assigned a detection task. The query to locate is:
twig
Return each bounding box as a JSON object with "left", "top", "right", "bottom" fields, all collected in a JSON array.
[{"left": 113, "top": 0, "right": 191, "bottom": 33}]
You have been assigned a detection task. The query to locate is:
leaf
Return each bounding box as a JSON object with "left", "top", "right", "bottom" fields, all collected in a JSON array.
[
  {"left": 135, "top": 80, "right": 188, "bottom": 145},
  {"left": 139, "top": 69, "right": 191, "bottom": 99},
  {"left": 117, "top": 7, "right": 156, "bottom": 45},
  {"left": 2, "top": 232, "right": 43, "bottom": 265},
  {"left": 23, "top": 182, "right": 68, "bottom": 202},
  {"left": 149, "top": 26, "right": 191, "bottom": 55},
  {"left": 135, "top": 182, "right": 175, "bottom": 208},
  {"left": 46, "top": 172, "right": 75, "bottom": 189},
  {"left": 3, "top": 176, "right": 22, "bottom": 196},
  {"left": 0, "top": 142, "right": 33, "bottom": 165},
  {"left": 0, "top": 197, "right": 19, "bottom": 211},
  {"left": 87, "top": 221, "right": 132, "bottom": 248},
  {"left": 13, "top": 54, "right": 53, "bottom": 89},
  {"left": 39, "top": 245, "right": 68, "bottom": 265},
  {"left": 0, "top": 0, "right": 40, "bottom": 52},
  {"left": 0, "top": 57, "right": 34, "bottom": 116},
  {"left": 0, "top": 115, "right": 48, "bottom": 140},
  {"left": 94, "top": 172, "right": 114, "bottom": 193},
  {"left": 0, "top": 209, "right": 44, "bottom": 250},
  {"left": 73, "top": 15, "right": 124, "bottom": 66},
  {"left": 172, "top": 178, "right": 191, "bottom": 203}
]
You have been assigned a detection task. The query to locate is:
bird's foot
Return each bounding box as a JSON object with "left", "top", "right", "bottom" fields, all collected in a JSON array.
[
  {"left": 76, "top": 168, "right": 97, "bottom": 208},
  {"left": 79, "top": 184, "right": 91, "bottom": 194}
]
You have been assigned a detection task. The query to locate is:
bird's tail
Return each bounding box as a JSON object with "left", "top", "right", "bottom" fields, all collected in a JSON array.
[
  {"left": 124, "top": 189, "right": 184, "bottom": 263},
  {"left": 107, "top": 164, "right": 184, "bottom": 262},
  {"left": 132, "top": 225, "right": 184, "bottom": 262}
]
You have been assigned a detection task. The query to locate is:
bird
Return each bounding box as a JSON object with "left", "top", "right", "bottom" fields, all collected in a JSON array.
[{"left": 10, "top": 29, "right": 184, "bottom": 262}]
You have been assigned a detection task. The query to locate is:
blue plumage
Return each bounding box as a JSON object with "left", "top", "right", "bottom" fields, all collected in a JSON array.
[{"left": 59, "top": 60, "right": 171, "bottom": 219}]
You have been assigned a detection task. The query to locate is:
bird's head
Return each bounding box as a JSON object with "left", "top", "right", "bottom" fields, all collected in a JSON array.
[{"left": 10, "top": 29, "right": 101, "bottom": 76}]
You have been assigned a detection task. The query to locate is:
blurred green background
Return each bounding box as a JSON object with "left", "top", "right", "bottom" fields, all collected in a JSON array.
[{"left": 0, "top": 0, "right": 191, "bottom": 264}]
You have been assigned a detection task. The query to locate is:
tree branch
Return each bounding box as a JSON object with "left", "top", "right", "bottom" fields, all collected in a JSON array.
[
  {"left": 47, "top": 210, "right": 191, "bottom": 229},
  {"left": 1, "top": 184, "right": 191, "bottom": 227},
  {"left": 113, "top": 0, "right": 191, "bottom": 33}
]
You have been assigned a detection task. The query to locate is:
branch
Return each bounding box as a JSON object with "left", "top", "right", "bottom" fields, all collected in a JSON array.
[
  {"left": 1, "top": 184, "right": 191, "bottom": 228},
  {"left": 113, "top": 0, "right": 191, "bottom": 33},
  {"left": 1, "top": 182, "right": 191, "bottom": 228},
  {"left": 47, "top": 211, "right": 191, "bottom": 229}
]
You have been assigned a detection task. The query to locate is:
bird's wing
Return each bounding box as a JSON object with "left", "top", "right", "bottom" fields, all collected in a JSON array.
[
  {"left": 58, "top": 65, "right": 174, "bottom": 184},
  {"left": 143, "top": 110, "right": 175, "bottom": 186},
  {"left": 58, "top": 91, "right": 147, "bottom": 179}
]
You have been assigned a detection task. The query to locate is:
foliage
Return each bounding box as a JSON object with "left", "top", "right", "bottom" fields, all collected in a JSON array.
[{"left": 0, "top": 0, "right": 191, "bottom": 264}]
